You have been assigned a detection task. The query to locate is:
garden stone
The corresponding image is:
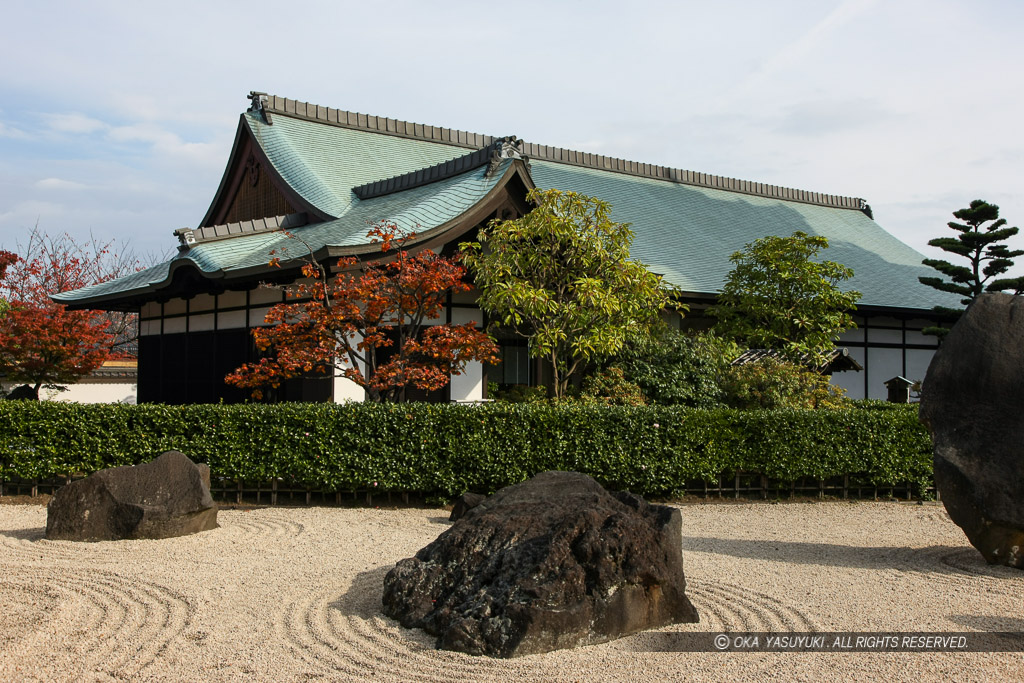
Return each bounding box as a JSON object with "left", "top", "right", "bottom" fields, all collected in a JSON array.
[
  {"left": 383, "top": 471, "right": 698, "bottom": 657},
  {"left": 448, "top": 492, "right": 486, "bottom": 521},
  {"left": 919, "top": 293, "right": 1024, "bottom": 568},
  {"left": 46, "top": 450, "right": 218, "bottom": 542}
]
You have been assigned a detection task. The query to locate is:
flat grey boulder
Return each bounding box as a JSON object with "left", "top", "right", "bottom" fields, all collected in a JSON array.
[
  {"left": 383, "top": 471, "right": 698, "bottom": 657},
  {"left": 46, "top": 450, "right": 218, "bottom": 542},
  {"left": 920, "top": 293, "right": 1024, "bottom": 568}
]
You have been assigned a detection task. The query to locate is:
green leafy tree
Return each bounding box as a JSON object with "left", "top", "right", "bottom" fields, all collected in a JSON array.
[
  {"left": 462, "top": 188, "right": 678, "bottom": 399},
  {"left": 613, "top": 329, "right": 740, "bottom": 407},
  {"left": 919, "top": 199, "right": 1024, "bottom": 337},
  {"left": 709, "top": 231, "right": 860, "bottom": 367}
]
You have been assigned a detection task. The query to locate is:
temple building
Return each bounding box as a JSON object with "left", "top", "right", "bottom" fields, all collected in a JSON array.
[{"left": 56, "top": 92, "right": 956, "bottom": 403}]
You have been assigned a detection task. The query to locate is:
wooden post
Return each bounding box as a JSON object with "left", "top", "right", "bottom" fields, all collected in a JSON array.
[
  {"left": 237, "top": 481, "right": 242, "bottom": 505},
  {"left": 843, "top": 475, "right": 849, "bottom": 500},
  {"left": 271, "top": 480, "right": 278, "bottom": 506}
]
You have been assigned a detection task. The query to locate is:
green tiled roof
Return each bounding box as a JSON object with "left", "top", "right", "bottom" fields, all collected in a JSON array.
[
  {"left": 529, "top": 161, "right": 949, "bottom": 310},
  {"left": 248, "top": 111, "right": 473, "bottom": 219},
  {"left": 57, "top": 94, "right": 959, "bottom": 313},
  {"left": 54, "top": 158, "right": 514, "bottom": 305}
]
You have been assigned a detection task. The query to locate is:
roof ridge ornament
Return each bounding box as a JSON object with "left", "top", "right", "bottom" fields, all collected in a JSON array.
[
  {"left": 486, "top": 136, "right": 529, "bottom": 177},
  {"left": 248, "top": 91, "right": 272, "bottom": 124}
]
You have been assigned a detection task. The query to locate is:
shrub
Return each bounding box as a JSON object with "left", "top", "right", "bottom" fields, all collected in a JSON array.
[
  {"left": 720, "top": 358, "right": 848, "bottom": 410},
  {"left": 613, "top": 330, "right": 740, "bottom": 407},
  {"left": 579, "top": 367, "right": 647, "bottom": 406},
  {"left": 0, "top": 401, "right": 931, "bottom": 498}
]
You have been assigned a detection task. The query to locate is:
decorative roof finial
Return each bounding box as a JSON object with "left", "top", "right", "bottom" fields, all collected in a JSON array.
[
  {"left": 248, "top": 91, "right": 272, "bottom": 124},
  {"left": 486, "top": 136, "right": 529, "bottom": 177}
]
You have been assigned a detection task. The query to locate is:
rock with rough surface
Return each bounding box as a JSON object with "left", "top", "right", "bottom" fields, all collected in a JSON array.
[
  {"left": 448, "top": 492, "right": 486, "bottom": 522},
  {"left": 919, "top": 293, "right": 1024, "bottom": 568},
  {"left": 46, "top": 451, "right": 219, "bottom": 542},
  {"left": 383, "top": 471, "right": 698, "bottom": 657}
]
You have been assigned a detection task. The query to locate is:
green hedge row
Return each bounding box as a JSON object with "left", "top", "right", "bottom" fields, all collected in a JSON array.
[{"left": 0, "top": 402, "right": 933, "bottom": 497}]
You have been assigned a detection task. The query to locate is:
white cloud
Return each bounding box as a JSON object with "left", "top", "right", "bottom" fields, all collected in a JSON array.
[
  {"left": 0, "top": 120, "right": 29, "bottom": 139},
  {"left": 35, "top": 177, "right": 89, "bottom": 191},
  {"left": 42, "top": 112, "right": 108, "bottom": 134}
]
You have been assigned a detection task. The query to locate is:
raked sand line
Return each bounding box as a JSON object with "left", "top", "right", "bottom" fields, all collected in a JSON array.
[
  {"left": 686, "top": 581, "right": 821, "bottom": 632},
  {"left": 215, "top": 509, "right": 306, "bottom": 538},
  {"left": 0, "top": 566, "right": 194, "bottom": 680},
  {"left": 276, "top": 575, "right": 548, "bottom": 681}
]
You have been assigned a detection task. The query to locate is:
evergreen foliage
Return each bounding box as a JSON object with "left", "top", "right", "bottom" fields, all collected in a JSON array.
[
  {"left": 612, "top": 330, "right": 740, "bottom": 408},
  {"left": 709, "top": 231, "right": 860, "bottom": 367},
  {"left": 919, "top": 199, "right": 1024, "bottom": 337},
  {"left": 462, "top": 189, "right": 678, "bottom": 399},
  {"left": 0, "top": 401, "right": 932, "bottom": 498}
]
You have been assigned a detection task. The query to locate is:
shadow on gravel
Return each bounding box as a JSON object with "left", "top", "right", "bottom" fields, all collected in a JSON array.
[
  {"left": 951, "top": 615, "right": 1024, "bottom": 632},
  {"left": 0, "top": 526, "right": 46, "bottom": 541},
  {"left": 683, "top": 537, "right": 987, "bottom": 573},
  {"left": 330, "top": 566, "right": 392, "bottom": 619}
]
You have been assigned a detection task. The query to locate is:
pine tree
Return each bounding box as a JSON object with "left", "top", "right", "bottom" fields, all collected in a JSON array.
[{"left": 919, "top": 200, "right": 1024, "bottom": 337}]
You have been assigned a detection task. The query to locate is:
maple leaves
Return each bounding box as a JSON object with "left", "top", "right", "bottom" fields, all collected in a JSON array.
[
  {"left": 226, "top": 222, "right": 498, "bottom": 402},
  {"left": 0, "top": 229, "right": 140, "bottom": 399}
]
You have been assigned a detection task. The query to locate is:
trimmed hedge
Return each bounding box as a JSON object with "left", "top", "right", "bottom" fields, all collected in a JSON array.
[{"left": 0, "top": 402, "right": 932, "bottom": 498}]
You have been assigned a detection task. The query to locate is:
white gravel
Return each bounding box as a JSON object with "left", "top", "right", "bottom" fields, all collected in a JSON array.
[{"left": 1, "top": 500, "right": 1021, "bottom": 682}]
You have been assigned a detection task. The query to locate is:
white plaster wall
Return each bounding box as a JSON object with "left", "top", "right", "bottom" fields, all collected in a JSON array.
[
  {"left": 830, "top": 345, "right": 866, "bottom": 400},
  {"left": 450, "top": 307, "right": 483, "bottom": 326},
  {"left": 867, "top": 347, "right": 904, "bottom": 400},
  {"left": 450, "top": 361, "right": 484, "bottom": 401},
  {"left": 333, "top": 376, "right": 365, "bottom": 402},
  {"left": 41, "top": 382, "right": 137, "bottom": 404}
]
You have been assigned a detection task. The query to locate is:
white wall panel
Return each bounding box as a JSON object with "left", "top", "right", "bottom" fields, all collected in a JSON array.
[
  {"left": 249, "top": 307, "right": 273, "bottom": 327},
  {"left": 450, "top": 361, "right": 484, "bottom": 401},
  {"left": 830, "top": 346, "right": 866, "bottom": 399},
  {"left": 189, "top": 313, "right": 215, "bottom": 332},
  {"left": 868, "top": 328, "right": 903, "bottom": 344},
  {"left": 450, "top": 307, "right": 484, "bottom": 326},
  {"left": 250, "top": 287, "right": 283, "bottom": 305},
  {"left": 867, "top": 347, "right": 903, "bottom": 399},
  {"left": 164, "top": 317, "right": 186, "bottom": 334},
  {"left": 217, "top": 310, "right": 247, "bottom": 330},
  {"left": 333, "top": 376, "right": 365, "bottom": 402},
  {"left": 190, "top": 293, "right": 215, "bottom": 312},
  {"left": 164, "top": 298, "right": 186, "bottom": 316},
  {"left": 218, "top": 290, "right": 246, "bottom": 308},
  {"left": 906, "top": 349, "right": 935, "bottom": 385}
]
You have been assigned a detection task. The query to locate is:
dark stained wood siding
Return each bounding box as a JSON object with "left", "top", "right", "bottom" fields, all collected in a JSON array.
[{"left": 222, "top": 158, "right": 297, "bottom": 224}]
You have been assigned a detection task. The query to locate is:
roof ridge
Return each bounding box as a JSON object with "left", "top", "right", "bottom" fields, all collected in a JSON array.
[
  {"left": 174, "top": 212, "right": 309, "bottom": 249},
  {"left": 258, "top": 94, "right": 871, "bottom": 215},
  {"left": 351, "top": 137, "right": 520, "bottom": 200}
]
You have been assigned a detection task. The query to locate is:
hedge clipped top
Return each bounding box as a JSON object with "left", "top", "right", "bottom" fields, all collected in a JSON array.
[{"left": 0, "top": 401, "right": 931, "bottom": 498}]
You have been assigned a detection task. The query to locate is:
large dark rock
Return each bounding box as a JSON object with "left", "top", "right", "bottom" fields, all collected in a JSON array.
[
  {"left": 920, "top": 293, "right": 1024, "bottom": 568},
  {"left": 383, "top": 471, "right": 698, "bottom": 657},
  {"left": 46, "top": 451, "right": 218, "bottom": 542},
  {"left": 448, "top": 492, "right": 486, "bottom": 522}
]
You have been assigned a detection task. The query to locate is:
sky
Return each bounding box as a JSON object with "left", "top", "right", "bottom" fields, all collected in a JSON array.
[{"left": 1, "top": 0, "right": 1022, "bottom": 275}]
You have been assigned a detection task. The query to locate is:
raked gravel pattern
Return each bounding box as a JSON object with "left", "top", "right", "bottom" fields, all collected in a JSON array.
[{"left": 1, "top": 501, "right": 1021, "bottom": 682}]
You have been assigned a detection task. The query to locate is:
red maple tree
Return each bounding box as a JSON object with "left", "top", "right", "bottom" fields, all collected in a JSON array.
[
  {"left": 226, "top": 223, "right": 499, "bottom": 402},
  {"left": 0, "top": 229, "right": 140, "bottom": 399}
]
